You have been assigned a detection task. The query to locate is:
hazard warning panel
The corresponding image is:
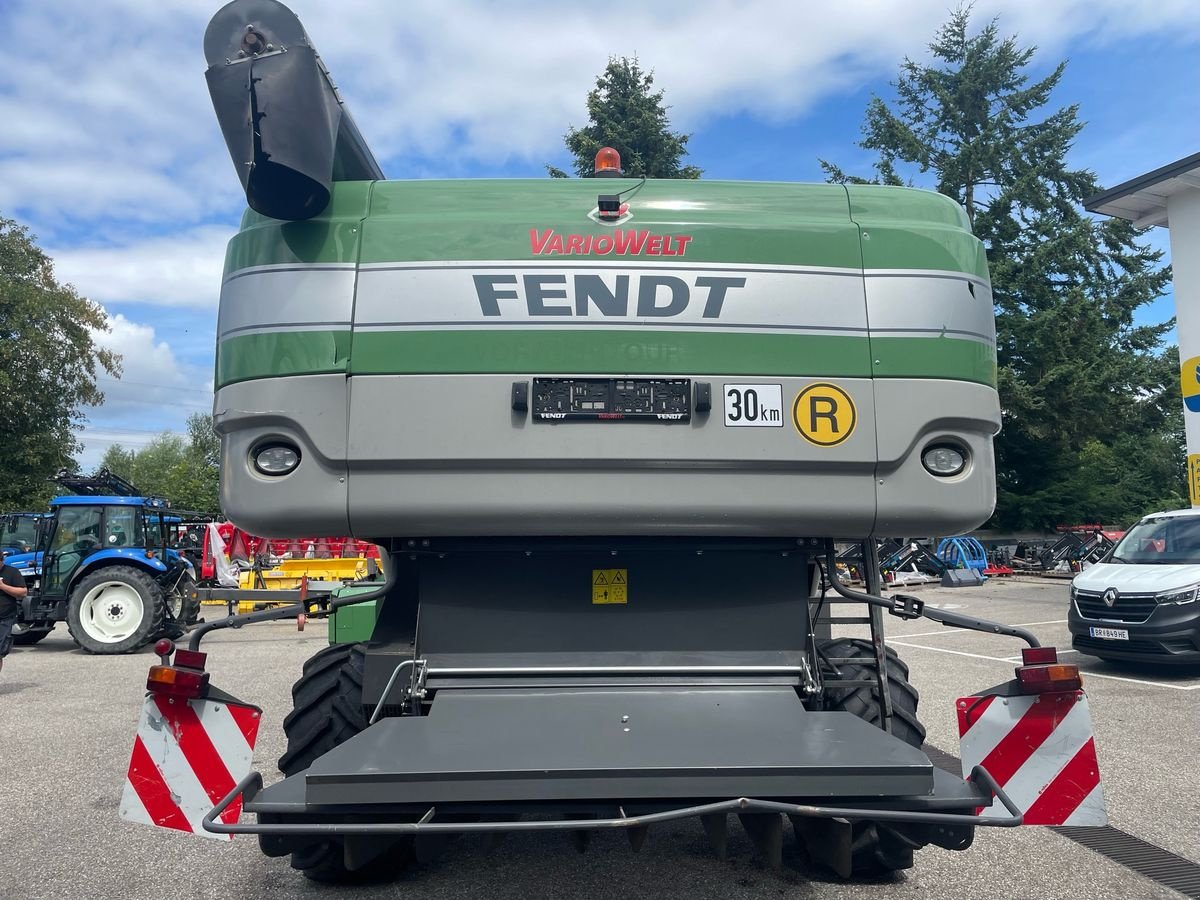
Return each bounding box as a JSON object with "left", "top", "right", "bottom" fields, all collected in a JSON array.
[
  {"left": 592, "top": 568, "right": 628, "bottom": 605},
  {"left": 120, "top": 694, "right": 261, "bottom": 840},
  {"left": 956, "top": 690, "right": 1106, "bottom": 826}
]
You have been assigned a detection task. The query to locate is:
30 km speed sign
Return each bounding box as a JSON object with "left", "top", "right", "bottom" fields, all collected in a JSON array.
[{"left": 723, "top": 384, "right": 784, "bottom": 427}]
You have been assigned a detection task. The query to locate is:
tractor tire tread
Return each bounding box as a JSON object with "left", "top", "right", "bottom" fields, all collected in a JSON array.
[
  {"left": 810, "top": 637, "right": 932, "bottom": 876},
  {"left": 277, "top": 642, "right": 410, "bottom": 883}
]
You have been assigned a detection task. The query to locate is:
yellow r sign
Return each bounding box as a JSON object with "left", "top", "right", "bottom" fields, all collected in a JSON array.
[{"left": 792, "top": 383, "right": 857, "bottom": 447}]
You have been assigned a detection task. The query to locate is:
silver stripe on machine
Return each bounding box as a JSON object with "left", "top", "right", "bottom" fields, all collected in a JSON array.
[
  {"left": 217, "top": 267, "right": 358, "bottom": 340},
  {"left": 353, "top": 264, "right": 869, "bottom": 331},
  {"left": 865, "top": 274, "right": 996, "bottom": 345}
]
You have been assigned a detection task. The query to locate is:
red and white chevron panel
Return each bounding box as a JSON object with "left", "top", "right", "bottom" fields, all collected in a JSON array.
[
  {"left": 956, "top": 690, "right": 1106, "bottom": 826},
  {"left": 120, "top": 694, "right": 261, "bottom": 840}
]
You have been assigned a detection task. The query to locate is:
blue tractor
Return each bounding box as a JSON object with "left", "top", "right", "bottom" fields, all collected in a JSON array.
[{"left": 5, "top": 470, "right": 200, "bottom": 653}]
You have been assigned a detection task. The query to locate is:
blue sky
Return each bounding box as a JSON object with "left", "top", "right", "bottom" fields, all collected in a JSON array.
[{"left": 1, "top": 0, "right": 1197, "bottom": 470}]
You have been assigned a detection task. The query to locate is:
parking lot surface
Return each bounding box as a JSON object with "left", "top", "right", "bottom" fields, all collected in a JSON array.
[{"left": 1, "top": 576, "right": 1197, "bottom": 899}]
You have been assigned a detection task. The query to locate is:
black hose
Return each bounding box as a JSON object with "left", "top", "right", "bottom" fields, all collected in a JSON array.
[{"left": 822, "top": 539, "right": 1040, "bottom": 648}]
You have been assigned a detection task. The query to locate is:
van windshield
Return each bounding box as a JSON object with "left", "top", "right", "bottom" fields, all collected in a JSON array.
[{"left": 1110, "top": 515, "right": 1200, "bottom": 565}]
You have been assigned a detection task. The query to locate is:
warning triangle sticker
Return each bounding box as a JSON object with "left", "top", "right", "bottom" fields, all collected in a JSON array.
[
  {"left": 593, "top": 571, "right": 608, "bottom": 585},
  {"left": 612, "top": 571, "right": 626, "bottom": 584}
]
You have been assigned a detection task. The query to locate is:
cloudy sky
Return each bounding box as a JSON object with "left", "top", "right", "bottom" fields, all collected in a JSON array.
[{"left": 2, "top": 0, "right": 1197, "bottom": 469}]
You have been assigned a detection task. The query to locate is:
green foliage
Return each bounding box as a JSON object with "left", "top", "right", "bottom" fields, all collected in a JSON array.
[
  {"left": 824, "top": 9, "right": 1179, "bottom": 529},
  {"left": 100, "top": 412, "right": 220, "bottom": 514},
  {"left": 0, "top": 215, "right": 121, "bottom": 510},
  {"left": 553, "top": 57, "right": 701, "bottom": 179}
]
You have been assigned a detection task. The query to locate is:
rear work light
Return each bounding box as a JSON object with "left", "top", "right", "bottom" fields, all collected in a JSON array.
[
  {"left": 253, "top": 443, "right": 301, "bottom": 476},
  {"left": 146, "top": 639, "right": 211, "bottom": 699},
  {"left": 1015, "top": 646, "right": 1082, "bottom": 694},
  {"left": 921, "top": 444, "right": 967, "bottom": 476}
]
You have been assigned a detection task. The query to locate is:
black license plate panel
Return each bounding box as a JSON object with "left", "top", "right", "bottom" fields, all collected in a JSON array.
[{"left": 532, "top": 378, "right": 691, "bottom": 422}]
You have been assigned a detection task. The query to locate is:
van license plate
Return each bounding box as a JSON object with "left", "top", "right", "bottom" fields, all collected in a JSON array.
[{"left": 1089, "top": 627, "right": 1129, "bottom": 640}]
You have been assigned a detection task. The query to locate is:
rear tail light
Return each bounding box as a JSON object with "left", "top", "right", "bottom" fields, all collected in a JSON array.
[
  {"left": 146, "top": 640, "right": 210, "bottom": 699},
  {"left": 1015, "top": 646, "right": 1082, "bottom": 694}
]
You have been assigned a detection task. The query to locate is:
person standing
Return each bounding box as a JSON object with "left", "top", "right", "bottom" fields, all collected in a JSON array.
[{"left": 0, "top": 550, "right": 29, "bottom": 675}]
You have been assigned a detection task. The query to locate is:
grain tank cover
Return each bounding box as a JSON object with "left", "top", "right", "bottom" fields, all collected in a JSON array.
[
  {"left": 204, "top": 0, "right": 383, "bottom": 221},
  {"left": 213, "top": 178, "right": 1001, "bottom": 538}
]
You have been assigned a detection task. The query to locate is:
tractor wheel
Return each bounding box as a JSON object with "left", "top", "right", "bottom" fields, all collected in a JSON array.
[
  {"left": 278, "top": 642, "right": 413, "bottom": 884},
  {"left": 817, "top": 637, "right": 925, "bottom": 748},
  {"left": 11, "top": 622, "right": 54, "bottom": 646},
  {"left": 807, "top": 637, "right": 931, "bottom": 877},
  {"left": 66, "top": 567, "right": 165, "bottom": 655},
  {"left": 165, "top": 573, "right": 201, "bottom": 627}
]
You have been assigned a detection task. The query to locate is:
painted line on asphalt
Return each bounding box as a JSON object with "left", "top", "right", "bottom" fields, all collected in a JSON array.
[
  {"left": 889, "top": 640, "right": 1200, "bottom": 691},
  {"left": 895, "top": 619, "right": 1067, "bottom": 639}
]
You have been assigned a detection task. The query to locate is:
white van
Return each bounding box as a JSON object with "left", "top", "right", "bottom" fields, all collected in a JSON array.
[{"left": 1068, "top": 507, "right": 1200, "bottom": 663}]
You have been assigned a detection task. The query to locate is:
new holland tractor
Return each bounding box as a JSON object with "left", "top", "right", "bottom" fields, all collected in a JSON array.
[
  {"left": 7, "top": 470, "right": 200, "bottom": 651},
  {"left": 119, "top": 0, "right": 1104, "bottom": 884}
]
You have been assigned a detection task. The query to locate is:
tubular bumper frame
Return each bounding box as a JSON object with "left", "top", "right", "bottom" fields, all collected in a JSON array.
[{"left": 202, "top": 764, "right": 1021, "bottom": 837}]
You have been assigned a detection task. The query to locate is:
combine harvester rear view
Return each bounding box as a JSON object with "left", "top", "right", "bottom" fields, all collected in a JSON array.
[{"left": 121, "top": 0, "right": 1107, "bottom": 883}]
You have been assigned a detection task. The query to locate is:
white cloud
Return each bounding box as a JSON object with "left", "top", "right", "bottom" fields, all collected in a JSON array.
[
  {"left": 3, "top": 0, "right": 1197, "bottom": 234},
  {"left": 92, "top": 313, "right": 213, "bottom": 407},
  {"left": 49, "top": 225, "right": 233, "bottom": 310},
  {"left": 274, "top": 0, "right": 1200, "bottom": 162},
  {"left": 76, "top": 313, "right": 214, "bottom": 470}
]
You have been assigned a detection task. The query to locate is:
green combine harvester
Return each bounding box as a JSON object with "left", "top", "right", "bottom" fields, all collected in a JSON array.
[{"left": 119, "top": 0, "right": 1103, "bottom": 885}]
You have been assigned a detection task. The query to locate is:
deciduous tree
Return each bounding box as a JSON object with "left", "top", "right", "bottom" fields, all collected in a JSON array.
[
  {"left": 100, "top": 412, "right": 219, "bottom": 513},
  {"left": 0, "top": 216, "right": 120, "bottom": 509}
]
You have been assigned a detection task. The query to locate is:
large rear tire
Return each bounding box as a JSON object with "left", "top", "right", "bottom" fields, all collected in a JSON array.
[
  {"left": 808, "top": 637, "right": 934, "bottom": 877},
  {"left": 67, "top": 567, "right": 165, "bottom": 655},
  {"left": 164, "top": 573, "right": 201, "bottom": 627},
  {"left": 277, "top": 643, "right": 412, "bottom": 884},
  {"left": 818, "top": 637, "right": 925, "bottom": 748}
]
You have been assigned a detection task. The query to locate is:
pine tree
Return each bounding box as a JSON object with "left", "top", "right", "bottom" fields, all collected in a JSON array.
[
  {"left": 823, "top": 9, "right": 1177, "bottom": 528},
  {"left": 549, "top": 57, "right": 701, "bottom": 179}
]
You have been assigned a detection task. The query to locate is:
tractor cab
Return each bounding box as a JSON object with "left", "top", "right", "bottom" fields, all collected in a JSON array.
[{"left": 38, "top": 496, "right": 173, "bottom": 599}]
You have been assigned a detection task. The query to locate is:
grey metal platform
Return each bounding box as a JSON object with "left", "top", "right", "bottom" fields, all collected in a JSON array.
[{"left": 301, "top": 687, "right": 934, "bottom": 806}]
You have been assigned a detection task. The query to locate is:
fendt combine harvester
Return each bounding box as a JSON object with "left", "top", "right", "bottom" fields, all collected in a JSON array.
[{"left": 121, "top": 0, "right": 1106, "bottom": 884}]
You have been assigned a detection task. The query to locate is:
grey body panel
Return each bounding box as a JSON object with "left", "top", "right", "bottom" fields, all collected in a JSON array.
[
  {"left": 302, "top": 687, "right": 934, "bottom": 805},
  {"left": 873, "top": 378, "right": 999, "bottom": 535},
  {"left": 345, "top": 373, "right": 873, "bottom": 539},
  {"left": 212, "top": 372, "right": 998, "bottom": 537},
  {"left": 213, "top": 374, "right": 350, "bottom": 536}
]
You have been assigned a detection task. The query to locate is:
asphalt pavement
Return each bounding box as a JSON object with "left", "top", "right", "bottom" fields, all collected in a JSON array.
[{"left": 1, "top": 576, "right": 1196, "bottom": 899}]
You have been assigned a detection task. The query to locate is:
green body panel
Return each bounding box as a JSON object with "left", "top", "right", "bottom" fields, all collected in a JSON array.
[
  {"left": 338, "top": 330, "right": 991, "bottom": 386},
  {"left": 216, "top": 178, "right": 997, "bottom": 390},
  {"left": 218, "top": 331, "right": 996, "bottom": 387},
  {"left": 224, "top": 183, "right": 372, "bottom": 271},
  {"left": 361, "top": 179, "right": 863, "bottom": 268},
  {"left": 220, "top": 178, "right": 983, "bottom": 272},
  {"left": 846, "top": 184, "right": 989, "bottom": 280},
  {"left": 328, "top": 598, "right": 379, "bottom": 645},
  {"left": 217, "top": 330, "right": 353, "bottom": 386}
]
